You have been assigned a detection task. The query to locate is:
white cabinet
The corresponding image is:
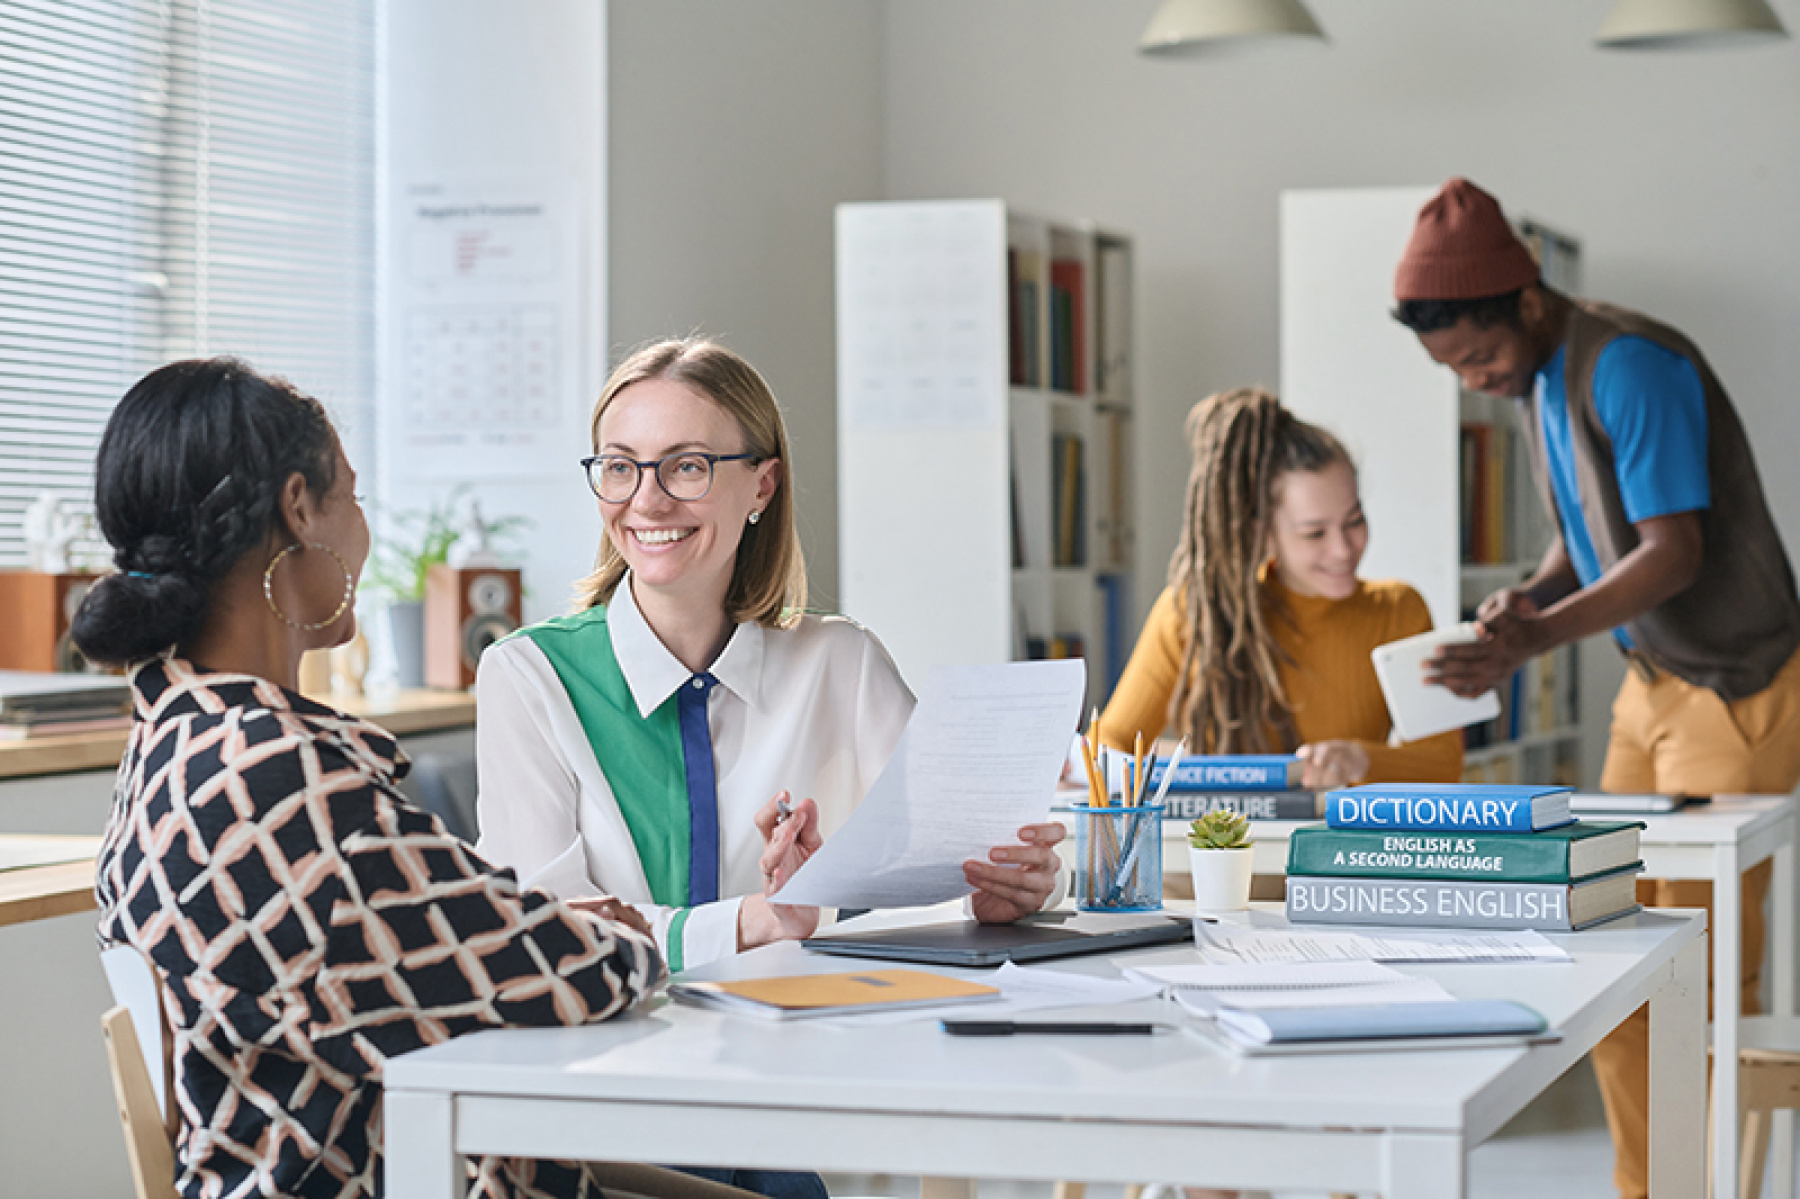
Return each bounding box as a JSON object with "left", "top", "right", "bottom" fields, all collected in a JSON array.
[{"left": 836, "top": 199, "right": 1135, "bottom": 710}]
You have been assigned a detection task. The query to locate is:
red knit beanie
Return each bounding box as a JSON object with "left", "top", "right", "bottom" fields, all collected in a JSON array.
[{"left": 1393, "top": 178, "right": 1540, "bottom": 302}]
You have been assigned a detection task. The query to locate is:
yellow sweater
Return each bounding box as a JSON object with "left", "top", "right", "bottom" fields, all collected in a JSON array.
[{"left": 1099, "top": 576, "right": 1463, "bottom": 784}]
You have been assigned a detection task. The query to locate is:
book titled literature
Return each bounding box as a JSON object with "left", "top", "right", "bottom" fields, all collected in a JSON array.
[
  {"left": 1147, "top": 754, "right": 1302, "bottom": 793},
  {"left": 1325, "top": 783, "right": 1574, "bottom": 833},
  {"left": 1285, "top": 866, "right": 1643, "bottom": 932},
  {"left": 1286, "top": 821, "right": 1643, "bottom": 883},
  {"left": 1161, "top": 791, "right": 1322, "bottom": 822}
]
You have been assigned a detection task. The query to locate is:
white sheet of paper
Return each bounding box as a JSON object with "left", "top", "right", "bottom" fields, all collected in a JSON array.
[
  {"left": 773, "top": 659, "right": 1085, "bottom": 908},
  {"left": 1193, "top": 924, "right": 1571, "bottom": 965}
]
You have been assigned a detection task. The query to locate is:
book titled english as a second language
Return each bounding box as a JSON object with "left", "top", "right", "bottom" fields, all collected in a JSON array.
[{"left": 1325, "top": 783, "right": 1574, "bottom": 833}]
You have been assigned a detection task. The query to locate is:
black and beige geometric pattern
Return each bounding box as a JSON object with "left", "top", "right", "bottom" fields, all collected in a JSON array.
[{"left": 97, "top": 658, "right": 664, "bottom": 1199}]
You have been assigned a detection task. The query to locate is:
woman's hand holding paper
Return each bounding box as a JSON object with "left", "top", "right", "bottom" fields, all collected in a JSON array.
[{"left": 965, "top": 822, "right": 1066, "bottom": 924}]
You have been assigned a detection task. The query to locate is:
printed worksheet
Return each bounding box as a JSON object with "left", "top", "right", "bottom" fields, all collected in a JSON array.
[{"left": 773, "top": 659, "right": 1084, "bottom": 908}]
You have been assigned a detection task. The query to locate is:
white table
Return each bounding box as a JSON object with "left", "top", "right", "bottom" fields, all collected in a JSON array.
[
  {"left": 1190, "top": 794, "right": 1797, "bottom": 1199},
  {"left": 385, "top": 907, "right": 1707, "bottom": 1199}
]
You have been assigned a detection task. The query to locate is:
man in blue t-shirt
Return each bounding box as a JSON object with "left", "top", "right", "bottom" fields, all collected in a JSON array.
[{"left": 1392, "top": 178, "right": 1800, "bottom": 1199}]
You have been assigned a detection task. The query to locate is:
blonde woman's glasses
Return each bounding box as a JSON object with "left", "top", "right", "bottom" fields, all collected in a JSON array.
[{"left": 581, "top": 452, "right": 757, "bottom": 504}]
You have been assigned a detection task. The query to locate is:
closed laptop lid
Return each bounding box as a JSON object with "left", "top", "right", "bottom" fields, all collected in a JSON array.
[{"left": 802, "top": 911, "right": 1193, "bottom": 967}]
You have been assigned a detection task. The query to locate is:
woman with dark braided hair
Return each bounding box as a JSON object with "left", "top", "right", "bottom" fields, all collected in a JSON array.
[
  {"left": 81, "top": 358, "right": 669, "bottom": 1199},
  {"left": 1098, "top": 386, "right": 1461, "bottom": 788}
]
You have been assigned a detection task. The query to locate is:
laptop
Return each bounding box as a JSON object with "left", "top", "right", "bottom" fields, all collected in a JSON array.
[{"left": 802, "top": 910, "right": 1193, "bottom": 968}]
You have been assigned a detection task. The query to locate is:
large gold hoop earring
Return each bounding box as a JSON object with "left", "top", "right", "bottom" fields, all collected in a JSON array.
[{"left": 264, "top": 543, "right": 354, "bottom": 631}]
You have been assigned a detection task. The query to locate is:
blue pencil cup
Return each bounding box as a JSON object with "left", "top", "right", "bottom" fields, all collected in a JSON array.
[{"left": 1070, "top": 803, "right": 1164, "bottom": 913}]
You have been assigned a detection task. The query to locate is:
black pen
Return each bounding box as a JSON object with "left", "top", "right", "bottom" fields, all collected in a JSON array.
[{"left": 941, "top": 1020, "right": 1165, "bottom": 1036}]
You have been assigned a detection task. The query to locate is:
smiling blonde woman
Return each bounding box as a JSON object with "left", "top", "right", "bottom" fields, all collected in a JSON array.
[{"left": 474, "top": 337, "right": 1068, "bottom": 977}]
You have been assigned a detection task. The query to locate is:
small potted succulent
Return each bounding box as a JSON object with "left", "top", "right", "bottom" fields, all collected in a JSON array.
[{"left": 1186, "top": 809, "right": 1256, "bottom": 911}]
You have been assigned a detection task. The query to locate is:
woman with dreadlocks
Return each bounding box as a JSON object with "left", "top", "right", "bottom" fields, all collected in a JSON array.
[{"left": 1098, "top": 387, "right": 1461, "bottom": 788}]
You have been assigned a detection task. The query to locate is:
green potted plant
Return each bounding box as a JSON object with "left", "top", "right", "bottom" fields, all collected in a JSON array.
[
  {"left": 1186, "top": 809, "right": 1256, "bottom": 911},
  {"left": 364, "top": 488, "right": 525, "bottom": 688}
]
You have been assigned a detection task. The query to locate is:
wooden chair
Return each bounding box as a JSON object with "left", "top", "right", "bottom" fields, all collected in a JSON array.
[
  {"left": 1717, "top": 1014, "right": 1800, "bottom": 1199},
  {"left": 98, "top": 945, "right": 768, "bottom": 1199}
]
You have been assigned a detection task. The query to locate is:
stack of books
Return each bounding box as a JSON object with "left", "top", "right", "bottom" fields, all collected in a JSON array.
[
  {"left": 1285, "top": 783, "right": 1643, "bottom": 932},
  {"left": 0, "top": 670, "right": 131, "bottom": 740},
  {"left": 1146, "top": 753, "right": 1321, "bottom": 822}
]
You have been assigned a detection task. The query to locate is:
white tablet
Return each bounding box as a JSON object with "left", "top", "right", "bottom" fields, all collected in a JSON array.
[{"left": 1370, "top": 623, "right": 1502, "bottom": 743}]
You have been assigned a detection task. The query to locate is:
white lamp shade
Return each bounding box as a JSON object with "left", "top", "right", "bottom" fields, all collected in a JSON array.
[
  {"left": 1597, "top": 0, "right": 1790, "bottom": 47},
  {"left": 1139, "top": 0, "right": 1327, "bottom": 55}
]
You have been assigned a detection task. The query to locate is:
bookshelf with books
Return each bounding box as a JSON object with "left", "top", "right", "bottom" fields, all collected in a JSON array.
[
  {"left": 1281, "top": 188, "right": 1608, "bottom": 788},
  {"left": 837, "top": 200, "right": 1136, "bottom": 710}
]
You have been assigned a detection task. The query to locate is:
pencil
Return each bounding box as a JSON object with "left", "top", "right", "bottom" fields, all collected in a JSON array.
[
  {"left": 1079, "top": 735, "right": 1103, "bottom": 808},
  {"left": 1150, "top": 737, "right": 1187, "bottom": 808},
  {"left": 1133, "top": 731, "right": 1145, "bottom": 807}
]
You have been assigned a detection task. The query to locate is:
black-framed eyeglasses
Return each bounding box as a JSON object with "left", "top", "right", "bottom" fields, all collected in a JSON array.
[{"left": 581, "top": 451, "right": 758, "bottom": 503}]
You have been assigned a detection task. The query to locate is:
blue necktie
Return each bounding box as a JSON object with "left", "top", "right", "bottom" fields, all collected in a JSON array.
[{"left": 677, "top": 672, "right": 721, "bottom": 906}]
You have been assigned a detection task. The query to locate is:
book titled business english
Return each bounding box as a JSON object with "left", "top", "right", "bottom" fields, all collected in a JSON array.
[
  {"left": 1287, "top": 821, "right": 1643, "bottom": 884},
  {"left": 1324, "top": 783, "right": 1574, "bottom": 833},
  {"left": 1285, "top": 866, "right": 1643, "bottom": 932}
]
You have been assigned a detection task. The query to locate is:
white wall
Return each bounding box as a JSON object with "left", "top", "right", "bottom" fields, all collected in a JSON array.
[
  {"left": 382, "top": 0, "right": 607, "bottom": 623},
  {"left": 878, "top": 0, "right": 1800, "bottom": 645},
  {"left": 608, "top": 0, "right": 884, "bottom": 610}
]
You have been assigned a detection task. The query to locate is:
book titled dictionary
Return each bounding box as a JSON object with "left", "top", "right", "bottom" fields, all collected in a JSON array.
[
  {"left": 1159, "top": 791, "right": 1322, "bottom": 822},
  {"left": 1146, "top": 754, "right": 1302, "bottom": 793},
  {"left": 1285, "top": 866, "right": 1643, "bottom": 932},
  {"left": 667, "top": 969, "right": 1001, "bottom": 1020},
  {"left": 1325, "top": 783, "right": 1574, "bottom": 833},
  {"left": 1287, "top": 821, "right": 1643, "bottom": 884}
]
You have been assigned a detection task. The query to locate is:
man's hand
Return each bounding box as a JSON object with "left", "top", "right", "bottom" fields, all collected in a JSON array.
[
  {"left": 1425, "top": 607, "right": 1547, "bottom": 698},
  {"left": 1476, "top": 585, "right": 1541, "bottom": 626},
  {"left": 965, "top": 822, "right": 1067, "bottom": 924}
]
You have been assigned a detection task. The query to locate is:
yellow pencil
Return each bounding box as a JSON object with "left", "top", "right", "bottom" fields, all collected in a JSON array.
[{"left": 1079, "top": 735, "right": 1104, "bottom": 807}]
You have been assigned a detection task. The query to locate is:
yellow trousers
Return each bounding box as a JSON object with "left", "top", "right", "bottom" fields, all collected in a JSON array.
[{"left": 1591, "top": 647, "right": 1800, "bottom": 1198}]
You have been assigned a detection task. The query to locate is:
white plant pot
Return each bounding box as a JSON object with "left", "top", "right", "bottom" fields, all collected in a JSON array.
[{"left": 1187, "top": 845, "right": 1256, "bottom": 911}]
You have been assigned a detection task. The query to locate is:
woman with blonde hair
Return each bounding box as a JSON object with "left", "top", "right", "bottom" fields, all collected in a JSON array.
[
  {"left": 475, "top": 337, "right": 1066, "bottom": 983},
  {"left": 1100, "top": 386, "right": 1461, "bottom": 787}
]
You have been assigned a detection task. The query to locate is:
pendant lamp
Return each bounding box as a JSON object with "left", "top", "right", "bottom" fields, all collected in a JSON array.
[
  {"left": 1596, "top": 0, "right": 1789, "bottom": 47},
  {"left": 1138, "top": 0, "right": 1327, "bottom": 56}
]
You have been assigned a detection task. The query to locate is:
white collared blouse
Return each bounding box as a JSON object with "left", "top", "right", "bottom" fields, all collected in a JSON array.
[{"left": 474, "top": 577, "right": 916, "bottom": 969}]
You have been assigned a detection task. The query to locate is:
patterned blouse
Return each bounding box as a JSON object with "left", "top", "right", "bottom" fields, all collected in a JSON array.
[{"left": 96, "top": 658, "right": 664, "bottom": 1199}]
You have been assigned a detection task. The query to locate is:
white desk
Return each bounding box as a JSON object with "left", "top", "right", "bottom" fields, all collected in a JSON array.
[
  {"left": 385, "top": 907, "right": 1707, "bottom": 1199},
  {"left": 1189, "top": 794, "right": 1796, "bottom": 1199}
]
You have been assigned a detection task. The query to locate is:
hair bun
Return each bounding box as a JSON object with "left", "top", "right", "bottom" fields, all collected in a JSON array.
[{"left": 71, "top": 570, "right": 209, "bottom": 666}]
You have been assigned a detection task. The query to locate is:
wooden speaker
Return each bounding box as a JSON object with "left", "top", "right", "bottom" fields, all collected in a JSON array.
[
  {"left": 0, "top": 571, "right": 98, "bottom": 672},
  {"left": 424, "top": 565, "right": 522, "bottom": 689}
]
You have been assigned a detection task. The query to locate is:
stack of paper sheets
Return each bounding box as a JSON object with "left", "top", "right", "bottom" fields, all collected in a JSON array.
[{"left": 1123, "top": 961, "right": 1455, "bottom": 1016}]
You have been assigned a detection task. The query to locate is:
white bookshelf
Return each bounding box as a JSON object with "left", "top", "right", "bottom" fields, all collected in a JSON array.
[
  {"left": 1279, "top": 187, "right": 1617, "bottom": 787},
  {"left": 836, "top": 199, "right": 1135, "bottom": 711}
]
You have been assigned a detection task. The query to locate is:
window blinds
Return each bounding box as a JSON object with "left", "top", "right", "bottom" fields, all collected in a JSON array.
[
  {"left": 0, "top": 0, "right": 374, "bottom": 569},
  {"left": 159, "top": 0, "right": 377, "bottom": 474},
  {"left": 0, "top": 1, "right": 166, "bottom": 568}
]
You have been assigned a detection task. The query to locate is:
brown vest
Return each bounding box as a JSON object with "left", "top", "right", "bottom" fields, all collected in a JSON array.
[{"left": 1516, "top": 299, "right": 1800, "bottom": 701}]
